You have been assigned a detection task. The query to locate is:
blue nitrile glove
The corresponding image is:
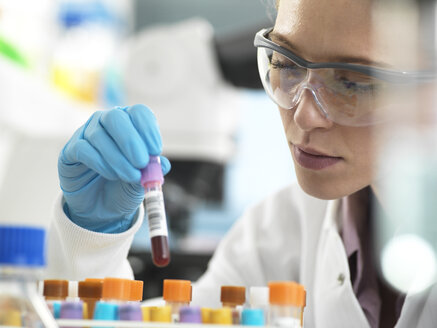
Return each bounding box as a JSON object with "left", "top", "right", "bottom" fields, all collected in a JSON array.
[{"left": 58, "top": 104, "right": 171, "bottom": 233}]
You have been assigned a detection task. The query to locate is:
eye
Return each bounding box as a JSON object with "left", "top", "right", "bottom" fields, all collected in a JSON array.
[
  {"left": 270, "top": 52, "right": 300, "bottom": 69},
  {"left": 341, "top": 78, "right": 374, "bottom": 90},
  {"left": 270, "top": 59, "right": 306, "bottom": 80},
  {"left": 340, "top": 78, "right": 377, "bottom": 92},
  {"left": 271, "top": 59, "right": 298, "bottom": 69},
  {"left": 334, "top": 70, "right": 380, "bottom": 93}
]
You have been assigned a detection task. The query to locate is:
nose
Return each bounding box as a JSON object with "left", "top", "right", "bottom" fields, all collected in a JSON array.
[{"left": 293, "top": 88, "right": 334, "bottom": 131}]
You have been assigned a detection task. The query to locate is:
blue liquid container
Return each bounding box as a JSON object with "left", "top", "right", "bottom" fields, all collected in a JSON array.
[{"left": 0, "top": 225, "right": 57, "bottom": 327}]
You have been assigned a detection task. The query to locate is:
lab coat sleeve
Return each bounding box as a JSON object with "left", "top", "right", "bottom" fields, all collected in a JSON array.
[
  {"left": 192, "top": 185, "right": 304, "bottom": 308},
  {"left": 45, "top": 193, "right": 143, "bottom": 280},
  {"left": 191, "top": 208, "right": 266, "bottom": 308}
]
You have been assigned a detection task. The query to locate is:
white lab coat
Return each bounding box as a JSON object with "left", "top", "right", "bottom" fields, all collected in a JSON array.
[{"left": 47, "top": 183, "right": 437, "bottom": 327}]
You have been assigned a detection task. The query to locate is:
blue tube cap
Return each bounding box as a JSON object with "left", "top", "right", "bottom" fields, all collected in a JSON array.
[
  {"left": 241, "top": 308, "right": 265, "bottom": 326},
  {"left": 52, "top": 301, "right": 62, "bottom": 319},
  {"left": 93, "top": 302, "right": 119, "bottom": 320}
]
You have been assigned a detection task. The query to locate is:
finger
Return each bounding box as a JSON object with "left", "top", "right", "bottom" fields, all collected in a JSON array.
[
  {"left": 58, "top": 161, "right": 99, "bottom": 193},
  {"left": 84, "top": 113, "right": 141, "bottom": 183},
  {"left": 61, "top": 112, "right": 96, "bottom": 166},
  {"left": 60, "top": 112, "right": 118, "bottom": 183},
  {"left": 63, "top": 138, "right": 118, "bottom": 181},
  {"left": 160, "top": 155, "right": 171, "bottom": 175},
  {"left": 123, "top": 104, "right": 163, "bottom": 156},
  {"left": 99, "top": 108, "right": 148, "bottom": 169}
]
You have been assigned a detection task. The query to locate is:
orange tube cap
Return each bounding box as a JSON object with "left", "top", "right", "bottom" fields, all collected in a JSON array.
[
  {"left": 162, "top": 279, "right": 191, "bottom": 302},
  {"left": 268, "top": 281, "right": 306, "bottom": 307},
  {"left": 130, "top": 280, "right": 144, "bottom": 301},
  {"left": 102, "top": 277, "right": 132, "bottom": 301}
]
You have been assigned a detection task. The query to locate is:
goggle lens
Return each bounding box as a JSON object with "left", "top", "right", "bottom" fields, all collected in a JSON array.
[{"left": 257, "top": 47, "right": 398, "bottom": 126}]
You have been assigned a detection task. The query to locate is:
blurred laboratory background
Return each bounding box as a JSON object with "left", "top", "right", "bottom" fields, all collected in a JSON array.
[{"left": 0, "top": 0, "right": 295, "bottom": 298}]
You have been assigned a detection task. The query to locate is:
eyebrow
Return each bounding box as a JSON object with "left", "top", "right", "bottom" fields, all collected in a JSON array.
[{"left": 269, "top": 32, "right": 390, "bottom": 68}]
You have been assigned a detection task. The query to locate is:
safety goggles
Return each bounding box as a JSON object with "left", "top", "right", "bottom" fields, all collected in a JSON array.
[{"left": 254, "top": 27, "right": 435, "bottom": 126}]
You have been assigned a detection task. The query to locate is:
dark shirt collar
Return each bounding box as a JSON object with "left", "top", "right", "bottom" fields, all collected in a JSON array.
[
  {"left": 340, "top": 187, "right": 406, "bottom": 328},
  {"left": 341, "top": 187, "right": 381, "bottom": 328}
]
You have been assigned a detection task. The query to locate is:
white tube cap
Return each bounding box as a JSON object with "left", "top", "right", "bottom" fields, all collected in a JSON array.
[
  {"left": 249, "top": 286, "right": 269, "bottom": 308},
  {"left": 68, "top": 281, "right": 79, "bottom": 299}
]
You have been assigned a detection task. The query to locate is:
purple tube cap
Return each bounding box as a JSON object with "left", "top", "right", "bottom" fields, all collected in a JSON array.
[
  {"left": 141, "top": 155, "right": 164, "bottom": 185},
  {"left": 118, "top": 303, "right": 143, "bottom": 321},
  {"left": 179, "top": 306, "right": 202, "bottom": 323},
  {"left": 59, "top": 301, "right": 83, "bottom": 319}
]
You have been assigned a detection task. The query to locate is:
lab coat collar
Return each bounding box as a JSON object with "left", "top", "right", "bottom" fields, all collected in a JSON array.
[
  {"left": 314, "top": 198, "right": 371, "bottom": 328},
  {"left": 322, "top": 197, "right": 343, "bottom": 232}
]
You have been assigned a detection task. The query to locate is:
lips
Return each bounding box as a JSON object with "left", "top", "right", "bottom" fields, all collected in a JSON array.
[{"left": 292, "top": 145, "right": 342, "bottom": 170}]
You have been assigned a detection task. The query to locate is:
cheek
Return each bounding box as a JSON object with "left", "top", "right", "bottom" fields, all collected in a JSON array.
[
  {"left": 278, "top": 103, "right": 376, "bottom": 198},
  {"left": 296, "top": 126, "right": 375, "bottom": 199},
  {"left": 278, "top": 107, "right": 295, "bottom": 132},
  {"left": 343, "top": 128, "right": 375, "bottom": 172},
  {"left": 332, "top": 127, "right": 375, "bottom": 192}
]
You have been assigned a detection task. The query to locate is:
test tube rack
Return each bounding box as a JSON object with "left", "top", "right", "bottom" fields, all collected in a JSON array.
[{"left": 53, "top": 320, "right": 271, "bottom": 327}]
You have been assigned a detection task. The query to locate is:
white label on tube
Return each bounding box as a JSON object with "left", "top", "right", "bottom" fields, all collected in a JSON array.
[{"left": 145, "top": 190, "right": 168, "bottom": 238}]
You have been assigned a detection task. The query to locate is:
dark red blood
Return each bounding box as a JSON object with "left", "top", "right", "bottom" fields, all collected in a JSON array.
[{"left": 151, "top": 235, "right": 170, "bottom": 267}]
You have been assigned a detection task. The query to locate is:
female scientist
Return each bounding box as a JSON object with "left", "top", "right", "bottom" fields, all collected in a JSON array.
[{"left": 47, "top": 0, "right": 437, "bottom": 327}]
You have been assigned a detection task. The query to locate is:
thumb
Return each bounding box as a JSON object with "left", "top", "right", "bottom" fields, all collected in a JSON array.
[{"left": 160, "top": 156, "right": 171, "bottom": 176}]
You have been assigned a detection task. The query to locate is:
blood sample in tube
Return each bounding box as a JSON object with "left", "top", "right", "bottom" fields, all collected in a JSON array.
[{"left": 141, "top": 156, "right": 170, "bottom": 267}]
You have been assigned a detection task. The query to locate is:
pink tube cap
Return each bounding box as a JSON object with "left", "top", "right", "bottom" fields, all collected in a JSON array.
[{"left": 141, "top": 156, "right": 164, "bottom": 185}]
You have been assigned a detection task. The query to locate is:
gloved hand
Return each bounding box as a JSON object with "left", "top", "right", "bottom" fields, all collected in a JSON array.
[{"left": 58, "top": 104, "right": 171, "bottom": 233}]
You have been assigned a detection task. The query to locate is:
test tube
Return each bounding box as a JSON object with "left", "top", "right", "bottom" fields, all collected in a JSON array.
[
  {"left": 64, "top": 281, "right": 86, "bottom": 322},
  {"left": 268, "top": 281, "right": 306, "bottom": 327},
  {"left": 93, "top": 278, "right": 131, "bottom": 321},
  {"left": 220, "top": 285, "right": 246, "bottom": 324},
  {"left": 43, "top": 280, "right": 69, "bottom": 318},
  {"left": 141, "top": 156, "right": 170, "bottom": 267},
  {"left": 78, "top": 279, "right": 103, "bottom": 319},
  {"left": 220, "top": 286, "right": 246, "bottom": 308},
  {"left": 247, "top": 286, "right": 268, "bottom": 326},
  {"left": 117, "top": 279, "right": 144, "bottom": 321},
  {"left": 162, "top": 279, "right": 192, "bottom": 322}
]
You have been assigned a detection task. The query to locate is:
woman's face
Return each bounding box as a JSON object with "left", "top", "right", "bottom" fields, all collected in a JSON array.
[{"left": 274, "top": 0, "right": 389, "bottom": 200}]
